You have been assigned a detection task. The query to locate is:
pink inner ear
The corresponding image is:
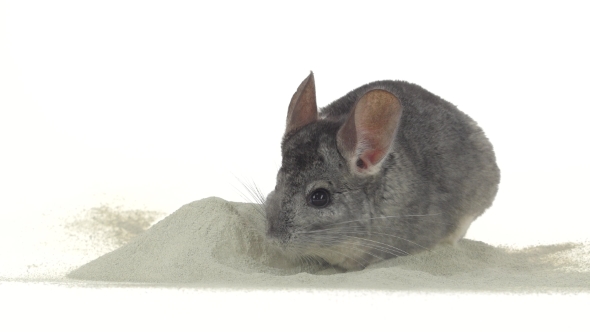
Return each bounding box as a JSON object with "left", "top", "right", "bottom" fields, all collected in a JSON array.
[
  {"left": 338, "top": 89, "right": 402, "bottom": 173},
  {"left": 361, "top": 149, "right": 386, "bottom": 167}
]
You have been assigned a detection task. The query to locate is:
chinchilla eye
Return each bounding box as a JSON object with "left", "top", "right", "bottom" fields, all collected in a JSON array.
[{"left": 309, "top": 188, "right": 330, "bottom": 208}]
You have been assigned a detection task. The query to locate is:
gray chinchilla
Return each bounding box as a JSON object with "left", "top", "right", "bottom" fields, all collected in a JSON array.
[{"left": 264, "top": 72, "right": 500, "bottom": 271}]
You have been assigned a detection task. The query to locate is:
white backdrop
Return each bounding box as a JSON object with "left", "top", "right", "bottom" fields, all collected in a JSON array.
[
  {"left": 1, "top": 2, "right": 589, "bottom": 330},
  {"left": 1, "top": 0, "right": 589, "bottom": 255}
]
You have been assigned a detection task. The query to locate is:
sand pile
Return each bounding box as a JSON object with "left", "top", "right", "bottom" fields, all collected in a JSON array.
[{"left": 68, "top": 197, "right": 590, "bottom": 292}]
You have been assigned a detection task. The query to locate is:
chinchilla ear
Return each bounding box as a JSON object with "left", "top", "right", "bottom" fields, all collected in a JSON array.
[
  {"left": 285, "top": 72, "right": 318, "bottom": 135},
  {"left": 337, "top": 89, "right": 402, "bottom": 176}
]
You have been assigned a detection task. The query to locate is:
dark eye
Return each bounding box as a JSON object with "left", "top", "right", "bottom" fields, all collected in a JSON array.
[{"left": 309, "top": 188, "right": 330, "bottom": 208}]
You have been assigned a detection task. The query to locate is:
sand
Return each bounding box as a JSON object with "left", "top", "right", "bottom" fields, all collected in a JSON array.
[{"left": 67, "top": 197, "right": 590, "bottom": 292}]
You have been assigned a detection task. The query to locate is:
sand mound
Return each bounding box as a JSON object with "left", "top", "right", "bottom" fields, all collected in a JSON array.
[{"left": 68, "top": 197, "right": 590, "bottom": 292}]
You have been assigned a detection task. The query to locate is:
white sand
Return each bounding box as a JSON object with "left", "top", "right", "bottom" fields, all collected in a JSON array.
[{"left": 67, "top": 197, "right": 590, "bottom": 292}]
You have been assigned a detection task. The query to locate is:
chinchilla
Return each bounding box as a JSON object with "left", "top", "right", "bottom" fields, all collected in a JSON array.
[{"left": 264, "top": 72, "right": 500, "bottom": 271}]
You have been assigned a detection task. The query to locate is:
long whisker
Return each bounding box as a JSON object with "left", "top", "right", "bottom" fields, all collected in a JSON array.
[
  {"left": 300, "top": 235, "right": 411, "bottom": 270},
  {"left": 295, "top": 232, "right": 409, "bottom": 257},
  {"left": 300, "top": 228, "right": 432, "bottom": 252},
  {"left": 336, "top": 234, "right": 410, "bottom": 256},
  {"left": 288, "top": 234, "right": 405, "bottom": 268},
  {"left": 230, "top": 177, "right": 442, "bottom": 271},
  {"left": 316, "top": 246, "right": 368, "bottom": 270},
  {"left": 230, "top": 177, "right": 267, "bottom": 219},
  {"left": 281, "top": 244, "right": 329, "bottom": 273},
  {"left": 300, "top": 213, "right": 445, "bottom": 231}
]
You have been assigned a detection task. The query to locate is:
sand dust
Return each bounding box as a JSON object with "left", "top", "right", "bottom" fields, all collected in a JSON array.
[
  {"left": 66, "top": 204, "right": 165, "bottom": 248},
  {"left": 67, "top": 197, "right": 590, "bottom": 292}
]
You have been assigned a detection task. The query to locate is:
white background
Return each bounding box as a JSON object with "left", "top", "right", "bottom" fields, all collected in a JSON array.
[
  {"left": 2, "top": 0, "right": 589, "bottom": 247},
  {"left": 1, "top": 1, "right": 589, "bottom": 330},
  {"left": 2, "top": 0, "right": 590, "bottom": 252}
]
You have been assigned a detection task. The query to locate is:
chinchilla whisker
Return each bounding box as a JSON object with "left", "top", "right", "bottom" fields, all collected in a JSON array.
[
  {"left": 289, "top": 255, "right": 315, "bottom": 274},
  {"left": 302, "top": 256, "right": 316, "bottom": 270},
  {"left": 299, "top": 213, "right": 445, "bottom": 230},
  {"left": 319, "top": 247, "right": 368, "bottom": 269},
  {"left": 311, "top": 255, "right": 327, "bottom": 267},
  {"left": 298, "top": 224, "right": 422, "bottom": 248},
  {"left": 285, "top": 247, "right": 332, "bottom": 272},
  {"left": 337, "top": 234, "right": 409, "bottom": 256},
  {"left": 232, "top": 183, "right": 262, "bottom": 207},
  {"left": 352, "top": 244, "right": 401, "bottom": 260},
  {"left": 288, "top": 236, "right": 370, "bottom": 265},
  {"left": 292, "top": 231, "right": 412, "bottom": 258},
  {"left": 296, "top": 255, "right": 327, "bottom": 273},
  {"left": 330, "top": 234, "right": 409, "bottom": 256},
  {"left": 317, "top": 237, "right": 401, "bottom": 260},
  {"left": 252, "top": 183, "right": 267, "bottom": 206},
  {"left": 289, "top": 232, "right": 413, "bottom": 269},
  {"left": 296, "top": 253, "right": 310, "bottom": 265},
  {"left": 295, "top": 255, "right": 309, "bottom": 271},
  {"left": 291, "top": 236, "right": 392, "bottom": 266},
  {"left": 370, "top": 213, "right": 442, "bottom": 219},
  {"left": 320, "top": 239, "right": 403, "bottom": 264},
  {"left": 232, "top": 185, "right": 266, "bottom": 219},
  {"left": 302, "top": 228, "right": 431, "bottom": 252},
  {"left": 249, "top": 183, "right": 267, "bottom": 206},
  {"left": 304, "top": 255, "right": 325, "bottom": 270},
  {"left": 232, "top": 176, "right": 267, "bottom": 206}
]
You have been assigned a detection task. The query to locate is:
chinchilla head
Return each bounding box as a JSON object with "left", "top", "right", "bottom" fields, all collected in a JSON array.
[{"left": 265, "top": 72, "right": 403, "bottom": 268}]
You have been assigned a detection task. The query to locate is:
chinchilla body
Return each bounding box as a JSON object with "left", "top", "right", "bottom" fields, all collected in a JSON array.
[{"left": 265, "top": 73, "right": 500, "bottom": 271}]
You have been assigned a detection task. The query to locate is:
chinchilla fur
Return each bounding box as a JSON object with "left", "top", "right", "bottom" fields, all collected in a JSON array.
[{"left": 264, "top": 72, "right": 500, "bottom": 271}]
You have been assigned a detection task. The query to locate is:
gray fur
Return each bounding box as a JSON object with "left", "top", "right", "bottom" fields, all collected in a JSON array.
[{"left": 265, "top": 75, "right": 500, "bottom": 271}]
